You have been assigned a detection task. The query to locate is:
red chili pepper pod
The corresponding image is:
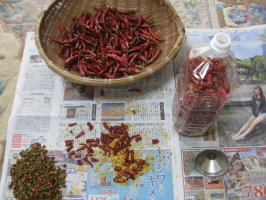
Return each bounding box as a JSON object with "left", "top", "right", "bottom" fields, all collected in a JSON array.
[
  {"left": 147, "top": 49, "right": 161, "bottom": 65},
  {"left": 75, "top": 154, "right": 82, "bottom": 158},
  {"left": 87, "top": 122, "right": 94, "bottom": 131},
  {"left": 91, "top": 158, "right": 99, "bottom": 162},
  {"left": 135, "top": 136, "right": 142, "bottom": 142},
  {"left": 138, "top": 159, "right": 145, "bottom": 166},
  {"left": 132, "top": 167, "right": 142, "bottom": 171},
  {"left": 85, "top": 145, "right": 94, "bottom": 153},
  {"left": 76, "top": 145, "right": 86, "bottom": 152},
  {"left": 66, "top": 145, "right": 73, "bottom": 152},
  {"left": 152, "top": 139, "right": 159, "bottom": 144},
  {"left": 129, "top": 150, "right": 135, "bottom": 163},
  {"left": 75, "top": 131, "right": 85, "bottom": 139},
  {"left": 68, "top": 123, "right": 77, "bottom": 127},
  {"left": 83, "top": 157, "right": 93, "bottom": 168},
  {"left": 86, "top": 153, "right": 93, "bottom": 157},
  {"left": 77, "top": 160, "right": 83, "bottom": 165},
  {"left": 103, "top": 122, "right": 110, "bottom": 130},
  {"left": 90, "top": 143, "right": 98, "bottom": 147},
  {"left": 69, "top": 150, "right": 75, "bottom": 156},
  {"left": 114, "top": 166, "right": 122, "bottom": 171},
  {"left": 147, "top": 27, "right": 164, "bottom": 41},
  {"left": 65, "top": 140, "right": 74, "bottom": 146},
  {"left": 86, "top": 139, "right": 95, "bottom": 143}
]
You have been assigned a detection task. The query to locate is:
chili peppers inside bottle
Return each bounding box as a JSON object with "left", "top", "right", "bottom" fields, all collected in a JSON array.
[{"left": 173, "top": 32, "right": 237, "bottom": 136}]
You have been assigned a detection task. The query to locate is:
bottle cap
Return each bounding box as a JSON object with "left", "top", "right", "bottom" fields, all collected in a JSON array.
[{"left": 210, "top": 32, "right": 231, "bottom": 56}]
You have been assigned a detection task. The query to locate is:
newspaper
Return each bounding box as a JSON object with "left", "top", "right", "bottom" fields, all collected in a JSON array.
[
  {"left": 1, "top": 25, "right": 266, "bottom": 199},
  {"left": 0, "top": 32, "right": 180, "bottom": 200},
  {"left": 207, "top": 0, "right": 266, "bottom": 28},
  {"left": 174, "top": 25, "right": 266, "bottom": 200},
  {"left": 182, "top": 147, "right": 266, "bottom": 200}
]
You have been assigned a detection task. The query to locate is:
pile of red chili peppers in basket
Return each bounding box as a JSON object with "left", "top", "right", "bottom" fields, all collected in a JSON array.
[
  {"left": 50, "top": 6, "right": 164, "bottom": 79},
  {"left": 65, "top": 122, "right": 159, "bottom": 183}
]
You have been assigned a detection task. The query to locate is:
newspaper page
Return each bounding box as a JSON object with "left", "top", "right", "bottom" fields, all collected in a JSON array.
[
  {"left": 207, "top": 0, "right": 266, "bottom": 28},
  {"left": 0, "top": 32, "right": 181, "bottom": 200},
  {"left": 173, "top": 25, "right": 266, "bottom": 199}
]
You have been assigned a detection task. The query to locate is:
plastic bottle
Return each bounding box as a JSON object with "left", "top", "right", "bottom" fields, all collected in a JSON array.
[{"left": 173, "top": 32, "right": 237, "bottom": 136}]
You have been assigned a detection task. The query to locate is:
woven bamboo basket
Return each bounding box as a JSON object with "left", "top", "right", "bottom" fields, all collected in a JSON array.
[{"left": 35, "top": 0, "right": 185, "bottom": 86}]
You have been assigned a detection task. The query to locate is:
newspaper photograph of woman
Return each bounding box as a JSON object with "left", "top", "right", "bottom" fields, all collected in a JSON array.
[{"left": 232, "top": 86, "right": 266, "bottom": 141}]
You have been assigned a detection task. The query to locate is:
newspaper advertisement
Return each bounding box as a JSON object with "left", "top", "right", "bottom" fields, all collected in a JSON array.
[
  {"left": 0, "top": 32, "right": 180, "bottom": 200},
  {"left": 174, "top": 25, "right": 266, "bottom": 199},
  {"left": 182, "top": 147, "right": 266, "bottom": 200}
]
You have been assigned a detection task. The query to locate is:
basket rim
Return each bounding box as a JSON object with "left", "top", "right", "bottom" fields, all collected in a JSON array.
[{"left": 35, "top": 0, "right": 185, "bottom": 86}]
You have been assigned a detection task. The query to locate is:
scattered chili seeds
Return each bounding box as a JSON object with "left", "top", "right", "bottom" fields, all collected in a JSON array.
[{"left": 9, "top": 143, "right": 66, "bottom": 200}]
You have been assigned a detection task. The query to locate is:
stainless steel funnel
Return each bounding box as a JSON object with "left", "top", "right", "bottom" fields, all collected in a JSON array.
[{"left": 195, "top": 149, "right": 229, "bottom": 176}]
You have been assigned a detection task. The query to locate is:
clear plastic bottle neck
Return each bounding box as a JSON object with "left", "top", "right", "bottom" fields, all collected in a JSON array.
[{"left": 209, "top": 32, "right": 231, "bottom": 57}]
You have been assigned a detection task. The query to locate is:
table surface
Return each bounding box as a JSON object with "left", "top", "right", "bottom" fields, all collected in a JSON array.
[{"left": 0, "top": 0, "right": 265, "bottom": 176}]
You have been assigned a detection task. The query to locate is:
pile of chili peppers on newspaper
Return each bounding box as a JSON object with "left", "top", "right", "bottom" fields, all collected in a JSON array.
[
  {"left": 50, "top": 6, "right": 164, "bottom": 79},
  {"left": 65, "top": 122, "right": 158, "bottom": 183},
  {"left": 9, "top": 143, "right": 66, "bottom": 200},
  {"left": 175, "top": 56, "right": 230, "bottom": 135}
]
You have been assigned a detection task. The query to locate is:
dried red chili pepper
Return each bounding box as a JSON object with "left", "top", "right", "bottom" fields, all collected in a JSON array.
[
  {"left": 147, "top": 27, "right": 164, "bottom": 41},
  {"left": 87, "top": 122, "right": 94, "bottom": 131},
  {"left": 125, "top": 148, "right": 130, "bottom": 161},
  {"left": 103, "top": 122, "right": 110, "bottom": 130},
  {"left": 65, "top": 140, "right": 74, "bottom": 146},
  {"left": 75, "top": 131, "right": 85, "bottom": 139},
  {"left": 83, "top": 157, "right": 93, "bottom": 168},
  {"left": 135, "top": 136, "right": 142, "bottom": 142},
  {"left": 68, "top": 123, "right": 77, "bottom": 127},
  {"left": 128, "top": 88, "right": 141, "bottom": 93},
  {"left": 66, "top": 145, "right": 73, "bottom": 152},
  {"left": 90, "top": 158, "right": 99, "bottom": 162},
  {"left": 152, "top": 139, "right": 159, "bottom": 144},
  {"left": 98, "top": 145, "right": 107, "bottom": 155},
  {"left": 77, "top": 160, "right": 83, "bottom": 165},
  {"left": 75, "top": 154, "right": 81, "bottom": 158},
  {"left": 86, "top": 139, "right": 95, "bottom": 143},
  {"left": 90, "top": 143, "right": 98, "bottom": 147},
  {"left": 113, "top": 171, "right": 135, "bottom": 183},
  {"left": 123, "top": 170, "right": 138, "bottom": 176},
  {"left": 69, "top": 150, "right": 75, "bottom": 155},
  {"left": 114, "top": 166, "right": 122, "bottom": 171},
  {"left": 86, "top": 153, "right": 93, "bottom": 157},
  {"left": 85, "top": 145, "right": 94, "bottom": 153},
  {"left": 76, "top": 145, "right": 86, "bottom": 151},
  {"left": 147, "top": 49, "right": 161, "bottom": 65},
  {"left": 129, "top": 150, "right": 135, "bottom": 163},
  {"left": 138, "top": 159, "right": 145, "bottom": 166}
]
